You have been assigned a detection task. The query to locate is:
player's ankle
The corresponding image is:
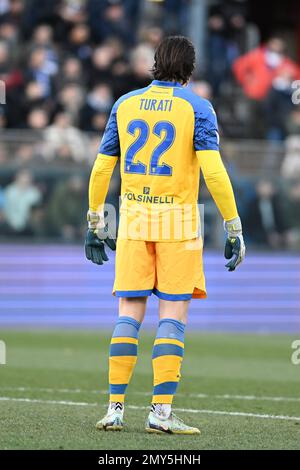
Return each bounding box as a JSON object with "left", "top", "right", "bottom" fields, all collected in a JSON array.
[
  {"left": 108, "top": 401, "right": 124, "bottom": 415},
  {"left": 151, "top": 403, "right": 171, "bottom": 419}
]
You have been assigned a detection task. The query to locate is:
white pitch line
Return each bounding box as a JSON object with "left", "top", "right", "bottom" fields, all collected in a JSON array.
[
  {"left": 0, "top": 396, "right": 299, "bottom": 422},
  {"left": 189, "top": 393, "right": 300, "bottom": 403},
  {"left": 127, "top": 405, "right": 300, "bottom": 422},
  {"left": 176, "top": 409, "right": 300, "bottom": 421},
  {"left": 1, "top": 386, "right": 300, "bottom": 403},
  {"left": 0, "top": 397, "right": 95, "bottom": 407}
]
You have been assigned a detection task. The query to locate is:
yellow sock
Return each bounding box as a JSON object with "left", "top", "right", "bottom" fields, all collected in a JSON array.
[{"left": 109, "top": 316, "right": 140, "bottom": 403}]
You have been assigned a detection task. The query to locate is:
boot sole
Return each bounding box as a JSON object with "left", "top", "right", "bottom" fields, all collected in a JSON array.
[
  {"left": 96, "top": 424, "right": 123, "bottom": 431},
  {"left": 145, "top": 427, "right": 200, "bottom": 435}
]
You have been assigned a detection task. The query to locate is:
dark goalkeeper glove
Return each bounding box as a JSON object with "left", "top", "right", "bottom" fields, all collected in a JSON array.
[
  {"left": 85, "top": 211, "right": 116, "bottom": 265},
  {"left": 224, "top": 216, "right": 246, "bottom": 271}
]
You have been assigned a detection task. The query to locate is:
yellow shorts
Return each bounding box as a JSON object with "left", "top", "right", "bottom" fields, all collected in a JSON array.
[{"left": 113, "top": 238, "right": 206, "bottom": 301}]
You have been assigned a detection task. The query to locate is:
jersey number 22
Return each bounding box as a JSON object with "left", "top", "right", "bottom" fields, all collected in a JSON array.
[{"left": 124, "top": 119, "right": 175, "bottom": 176}]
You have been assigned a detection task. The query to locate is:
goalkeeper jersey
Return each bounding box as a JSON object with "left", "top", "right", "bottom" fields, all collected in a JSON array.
[{"left": 96, "top": 80, "right": 223, "bottom": 241}]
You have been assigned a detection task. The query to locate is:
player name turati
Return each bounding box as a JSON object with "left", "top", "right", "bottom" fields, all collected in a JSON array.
[{"left": 139, "top": 98, "right": 173, "bottom": 112}]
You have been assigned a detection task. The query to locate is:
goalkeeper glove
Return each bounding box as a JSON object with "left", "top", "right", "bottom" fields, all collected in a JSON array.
[
  {"left": 85, "top": 210, "right": 116, "bottom": 265},
  {"left": 224, "top": 216, "right": 246, "bottom": 271}
]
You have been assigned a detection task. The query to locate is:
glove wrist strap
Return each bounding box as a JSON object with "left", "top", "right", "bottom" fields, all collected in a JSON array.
[
  {"left": 224, "top": 216, "right": 242, "bottom": 238},
  {"left": 87, "top": 210, "right": 105, "bottom": 230}
]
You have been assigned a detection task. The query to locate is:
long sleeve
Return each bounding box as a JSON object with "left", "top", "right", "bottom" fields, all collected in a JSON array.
[
  {"left": 197, "top": 150, "right": 238, "bottom": 221},
  {"left": 89, "top": 99, "right": 120, "bottom": 212},
  {"left": 88, "top": 153, "right": 118, "bottom": 212}
]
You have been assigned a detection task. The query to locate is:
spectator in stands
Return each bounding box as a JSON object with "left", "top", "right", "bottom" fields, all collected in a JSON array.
[
  {"left": 192, "top": 80, "right": 213, "bottom": 101},
  {"left": 0, "top": 21, "right": 19, "bottom": 56},
  {"left": 0, "top": 0, "right": 298, "bottom": 249},
  {"left": 0, "top": 39, "right": 22, "bottom": 92},
  {"left": 139, "top": 26, "right": 163, "bottom": 49},
  {"left": 3, "top": 169, "right": 42, "bottom": 234},
  {"left": 58, "top": 0, "right": 87, "bottom": 25},
  {"left": 264, "top": 67, "right": 296, "bottom": 140},
  {"left": 19, "top": 81, "right": 51, "bottom": 127},
  {"left": 281, "top": 108, "right": 300, "bottom": 180},
  {"left": 21, "top": 1, "right": 60, "bottom": 40},
  {"left": 66, "top": 23, "right": 92, "bottom": 63},
  {"left": 0, "top": 0, "right": 24, "bottom": 27},
  {"left": 0, "top": 183, "right": 6, "bottom": 234},
  {"left": 0, "top": 183, "right": 4, "bottom": 214},
  {"left": 26, "top": 108, "right": 49, "bottom": 129},
  {"left": 55, "top": 82, "right": 85, "bottom": 125},
  {"left": 45, "top": 111, "right": 88, "bottom": 162},
  {"left": 46, "top": 175, "right": 87, "bottom": 240},
  {"left": 125, "top": 43, "right": 154, "bottom": 91},
  {"left": 207, "top": 14, "right": 228, "bottom": 95},
  {"left": 88, "top": 43, "right": 115, "bottom": 87},
  {"left": 88, "top": 0, "right": 134, "bottom": 45},
  {"left": 24, "top": 47, "right": 55, "bottom": 99},
  {"left": 281, "top": 134, "right": 300, "bottom": 181},
  {"left": 0, "top": 143, "right": 8, "bottom": 164},
  {"left": 226, "top": 12, "right": 260, "bottom": 64},
  {"left": 162, "top": 0, "right": 188, "bottom": 35},
  {"left": 232, "top": 37, "right": 300, "bottom": 138},
  {"left": 286, "top": 107, "right": 300, "bottom": 135},
  {"left": 285, "top": 181, "right": 300, "bottom": 250},
  {"left": 122, "top": 0, "right": 142, "bottom": 31},
  {"left": 244, "top": 178, "right": 288, "bottom": 248},
  {"left": 0, "top": 0, "right": 10, "bottom": 18},
  {"left": 0, "top": 105, "right": 7, "bottom": 128},
  {"left": 29, "top": 24, "right": 59, "bottom": 77},
  {"left": 57, "top": 56, "right": 86, "bottom": 88},
  {"left": 14, "top": 144, "right": 41, "bottom": 167},
  {"left": 79, "top": 82, "right": 112, "bottom": 131},
  {"left": 232, "top": 37, "right": 300, "bottom": 101},
  {"left": 31, "top": 23, "right": 54, "bottom": 46}
]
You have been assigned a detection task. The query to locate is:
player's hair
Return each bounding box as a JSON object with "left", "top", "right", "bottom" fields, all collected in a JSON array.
[{"left": 152, "top": 36, "right": 195, "bottom": 84}]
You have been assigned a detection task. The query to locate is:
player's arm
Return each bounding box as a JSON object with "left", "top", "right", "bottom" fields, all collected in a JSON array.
[
  {"left": 88, "top": 153, "right": 118, "bottom": 217},
  {"left": 194, "top": 100, "right": 245, "bottom": 270},
  {"left": 85, "top": 103, "right": 120, "bottom": 265},
  {"left": 197, "top": 150, "right": 238, "bottom": 221}
]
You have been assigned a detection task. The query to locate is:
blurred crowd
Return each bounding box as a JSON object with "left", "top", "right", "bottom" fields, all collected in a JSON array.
[
  {"left": 0, "top": 0, "right": 299, "bottom": 249},
  {"left": 1, "top": 166, "right": 300, "bottom": 250},
  {"left": 0, "top": 0, "right": 158, "bottom": 133},
  {"left": 204, "top": 12, "right": 300, "bottom": 139},
  {"left": 201, "top": 175, "right": 300, "bottom": 251}
]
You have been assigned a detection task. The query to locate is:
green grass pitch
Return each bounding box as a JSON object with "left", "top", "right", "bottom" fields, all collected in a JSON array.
[{"left": 0, "top": 330, "right": 300, "bottom": 450}]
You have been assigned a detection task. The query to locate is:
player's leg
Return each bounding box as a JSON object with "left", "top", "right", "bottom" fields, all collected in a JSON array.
[
  {"left": 146, "top": 299, "right": 199, "bottom": 434},
  {"left": 158, "top": 299, "right": 189, "bottom": 323},
  {"left": 146, "top": 239, "right": 204, "bottom": 435},
  {"left": 96, "top": 297, "right": 147, "bottom": 431},
  {"left": 97, "top": 239, "right": 155, "bottom": 431},
  {"left": 151, "top": 300, "right": 188, "bottom": 417}
]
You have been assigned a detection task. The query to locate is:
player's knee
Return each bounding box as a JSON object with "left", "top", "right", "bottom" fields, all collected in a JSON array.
[
  {"left": 119, "top": 297, "right": 147, "bottom": 323},
  {"left": 159, "top": 300, "right": 189, "bottom": 324}
]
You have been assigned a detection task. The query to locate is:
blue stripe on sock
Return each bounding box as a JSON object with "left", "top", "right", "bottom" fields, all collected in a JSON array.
[
  {"left": 112, "top": 316, "right": 141, "bottom": 339},
  {"left": 156, "top": 318, "right": 185, "bottom": 343},
  {"left": 153, "top": 381, "right": 178, "bottom": 395},
  {"left": 110, "top": 343, "right": 138, "bottom": 356},
  {"left": 152, "top": 343, "right": 184, "bottom": 359},
  {"left": 109, "top": 383, "right": 127, "bottom": 394}
]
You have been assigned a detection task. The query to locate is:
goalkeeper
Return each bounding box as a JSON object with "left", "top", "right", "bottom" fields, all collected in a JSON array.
[{"left": 85, "top": 36, "right": 245, "bottom": 435}]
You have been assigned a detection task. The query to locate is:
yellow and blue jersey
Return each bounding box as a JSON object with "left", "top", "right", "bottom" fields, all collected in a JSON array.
[{"left": 98, "top": 80, "right": 220, "bottom": 241}]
